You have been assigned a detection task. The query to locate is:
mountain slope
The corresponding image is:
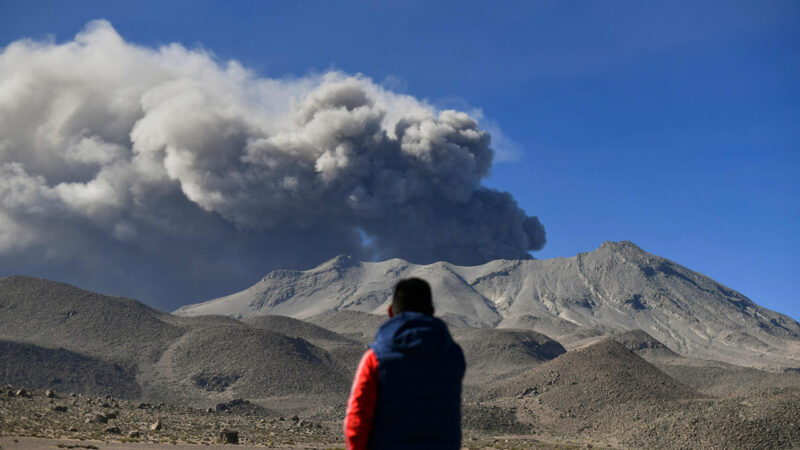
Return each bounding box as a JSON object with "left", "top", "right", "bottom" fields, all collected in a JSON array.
[
  {"left": 0, "top": 275, "right": 183, "bottom": 366},
  {"left": 0, "top": 340, "right": 140, "bottom": 398},
  {"left": 489, "top": 339, "right": 699, "bottom": 418},
  {"left": 175, "top": 241, "right": 800, "bottom": 368}
]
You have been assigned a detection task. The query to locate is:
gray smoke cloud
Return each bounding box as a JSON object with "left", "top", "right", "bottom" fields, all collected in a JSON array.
[{"left": 0, "top": 20, "right": 545, "bottom": 309}]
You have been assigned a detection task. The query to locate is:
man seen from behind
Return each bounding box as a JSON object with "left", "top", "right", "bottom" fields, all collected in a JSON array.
[{"left": 344, "top": 277, "right": 466, "bottom": 449}]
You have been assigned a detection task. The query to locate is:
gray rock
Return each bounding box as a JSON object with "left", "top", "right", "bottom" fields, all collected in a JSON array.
[{"left": 218, "top": 429, "right": 238, "bottom": 444}]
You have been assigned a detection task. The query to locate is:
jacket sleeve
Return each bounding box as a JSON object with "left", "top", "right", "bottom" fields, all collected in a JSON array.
[{"left": 344, "top": 348, "right": 379, "bottom": 450}]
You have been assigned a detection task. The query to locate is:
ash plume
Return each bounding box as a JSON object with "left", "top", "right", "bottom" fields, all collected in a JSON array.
[{"left": 0, "top": 20, "right": 545, "bottom": 309}]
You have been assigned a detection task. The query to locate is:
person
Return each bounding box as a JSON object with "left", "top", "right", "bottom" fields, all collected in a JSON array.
[{"left": 343, "top": 277, "right": 466, "bottom": 449}]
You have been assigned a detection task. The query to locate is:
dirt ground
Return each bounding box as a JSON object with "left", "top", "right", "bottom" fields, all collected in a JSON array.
[
  {"left": 0, "top": 437, "right": 343, "bottom": 450},
  {"left": 0, "top": 436, "right": 605, "bottom": 450}
]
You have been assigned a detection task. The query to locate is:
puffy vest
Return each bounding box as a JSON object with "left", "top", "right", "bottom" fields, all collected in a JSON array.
[{"left": 368, "top": 312, "right": 465, "bottom": 449}]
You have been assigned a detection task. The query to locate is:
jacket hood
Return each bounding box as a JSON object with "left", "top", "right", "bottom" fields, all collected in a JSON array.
[{"left": 371, "top": 311, "right": 455, "bottom": 358}]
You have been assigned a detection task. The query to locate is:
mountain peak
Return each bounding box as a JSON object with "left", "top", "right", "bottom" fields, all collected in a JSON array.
[
  {"left": 316, "top": 254, "right": 361, "bottom": 272},
  {"left": 599, "top": 240, "right": 646, "bottom": 253}
]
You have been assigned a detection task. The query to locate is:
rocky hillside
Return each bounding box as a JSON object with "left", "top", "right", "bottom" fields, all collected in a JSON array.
[
  {"left": 175, "top": 241, "right": 800, "bottom": 369},
  {"left": 0, "top": 275, "right": 567, "bottom": 405},
  {"left": 0, "top": 276, "right": 183, "bottom": 366}
]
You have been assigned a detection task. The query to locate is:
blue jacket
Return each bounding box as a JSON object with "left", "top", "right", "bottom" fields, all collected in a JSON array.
[{"left": 367, "top": 312, "right": 466, "bottom": 449}]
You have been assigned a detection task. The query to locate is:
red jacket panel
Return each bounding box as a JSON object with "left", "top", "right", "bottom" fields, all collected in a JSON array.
[{"left": 343, "top": 348, "right": 379, "bottom": 450}]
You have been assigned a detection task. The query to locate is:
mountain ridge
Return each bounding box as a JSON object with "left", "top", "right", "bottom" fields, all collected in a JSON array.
[{"left": 175, "top": 241, "right": 800, "bottom": 369}]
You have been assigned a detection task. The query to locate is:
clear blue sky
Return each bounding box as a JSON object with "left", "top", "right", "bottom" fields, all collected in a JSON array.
[{"left": 1, "top": 1, "right": 798, "bottom": 320}]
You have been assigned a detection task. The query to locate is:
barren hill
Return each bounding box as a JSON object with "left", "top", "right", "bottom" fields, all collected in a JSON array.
[
  {"left": 157, "top": 324, "right": 350, "bottom": 399},
  {"left": 0, "top": 340, "right": 140, "bottom": 398},
  {"left": 452, "top": 328, "right": 566, "bottom": 384},
  {"left": 0, "top": 277, "right": 356, "bottom": 405},
  {"left": 490, "top": 339, "right": 699, "bottom": 417},
  {"left": 243, "top": 315, "right": 356, "bottom": 349},
  {"left": 0, "top": 275, "right": 183, "bottom": 366},
  {"left": 611, "top": 328, "right": 680, "bottom": 360},
  {"left": 175, "top": 241, "right": 800, "bottom": 368},
  {"left": 306, "top": 310, "right": 387, "bottom": 344}
]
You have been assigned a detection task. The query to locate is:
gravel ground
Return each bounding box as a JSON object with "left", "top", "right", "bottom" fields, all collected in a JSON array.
[{"left": 0, "top": 387, "right": 606, "bottom": 450}]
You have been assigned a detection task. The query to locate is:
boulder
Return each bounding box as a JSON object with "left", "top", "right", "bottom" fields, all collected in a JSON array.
[{"left": 219, "top": 429, "right": 239, "bottom": 444}]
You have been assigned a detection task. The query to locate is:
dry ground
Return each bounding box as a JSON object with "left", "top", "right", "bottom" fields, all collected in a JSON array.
[{"left": 0, "top": 387, "right": 607, "bottom": 450}]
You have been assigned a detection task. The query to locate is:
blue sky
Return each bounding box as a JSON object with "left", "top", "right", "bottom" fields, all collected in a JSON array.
[{"left": 1, "top": 1, "right": 798, "bottom": 320}]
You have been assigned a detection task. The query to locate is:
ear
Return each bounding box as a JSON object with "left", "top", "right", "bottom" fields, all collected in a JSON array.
[{"left": 387, "top": 304, "right": 394, "bottom": 318}]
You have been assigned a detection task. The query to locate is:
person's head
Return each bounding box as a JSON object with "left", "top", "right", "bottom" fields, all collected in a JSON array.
[{"left": 389, "top": 277, "right": 434, "bottom": 317}]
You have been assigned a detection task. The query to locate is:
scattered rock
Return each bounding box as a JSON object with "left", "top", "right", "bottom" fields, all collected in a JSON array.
[
  {"left": 215, "top": 402, "right": 228, "bottom": 412},
  {"left": 128, "top": 431, "right": 140, "bottom": 438},
  {"left": 15, "top": 388, "right": 28, "bottom": 397},
  {"left": 104, "top": 426, "right": 121, "bottom": 434},
  {"left": 45, "top": 389, "right": 56, "bottom": 398},
  {"left": 136, "top": 402, "right": 151, "bottom": 409},
  {"left": 219, "top": 429, "right": 239, "bottom": 444},
  {"left": 149, "top": 420, "right": 162, "bottom": 431},
  {"left": 52, "top": 405, "right": 68, "bottom": 412}
]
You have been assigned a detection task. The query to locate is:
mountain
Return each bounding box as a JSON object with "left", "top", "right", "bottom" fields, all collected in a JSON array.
[
  {"left": 451, "top": 328, "right": 566, "bottom": 384},
  {"left": 0, "top": 275, "right": 183, "bottom": 366},
  {"left": 0, "top": 276, "right": 354, "bottom": 404},
  {"left": 0, "top": 274, "right": 567, "bottom": 405},
  {"left": 175, "top": 241, "right": 800, "bottom": 369},
  {"left": 488, "top": 339, "right": 700, "bottom": 419}
]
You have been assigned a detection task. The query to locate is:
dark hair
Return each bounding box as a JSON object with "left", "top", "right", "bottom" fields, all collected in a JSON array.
[{"left": 392, "top": 278, "right": 434, "bottom": 315}]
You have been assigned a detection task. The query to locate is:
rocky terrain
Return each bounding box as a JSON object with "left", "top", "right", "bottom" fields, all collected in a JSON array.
[
  {"left": 0, "top": 386, "right": 606, "bottom": 449},
  {"left": 176, "top": 241, "right": 800, "bottom": 369},
  {"left": 0, "top": 386, "right": 340, "bottom": 447}
]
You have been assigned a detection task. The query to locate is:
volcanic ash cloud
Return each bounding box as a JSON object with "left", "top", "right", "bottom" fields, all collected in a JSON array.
[{"left": 0, "top": 20, "right": 545, "bottom": 305}]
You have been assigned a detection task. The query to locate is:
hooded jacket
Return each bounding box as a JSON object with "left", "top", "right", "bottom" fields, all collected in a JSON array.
[{"left": 344, "top": 311, "right": 465, "bottom": 450}]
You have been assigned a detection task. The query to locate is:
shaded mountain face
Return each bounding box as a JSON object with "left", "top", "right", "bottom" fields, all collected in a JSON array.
[
  {"left": 0, "top": 340, "right": 140, "bottom": 398},
  {"left": 176, "top": 241, "right": 800, "bottom": 369}
]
